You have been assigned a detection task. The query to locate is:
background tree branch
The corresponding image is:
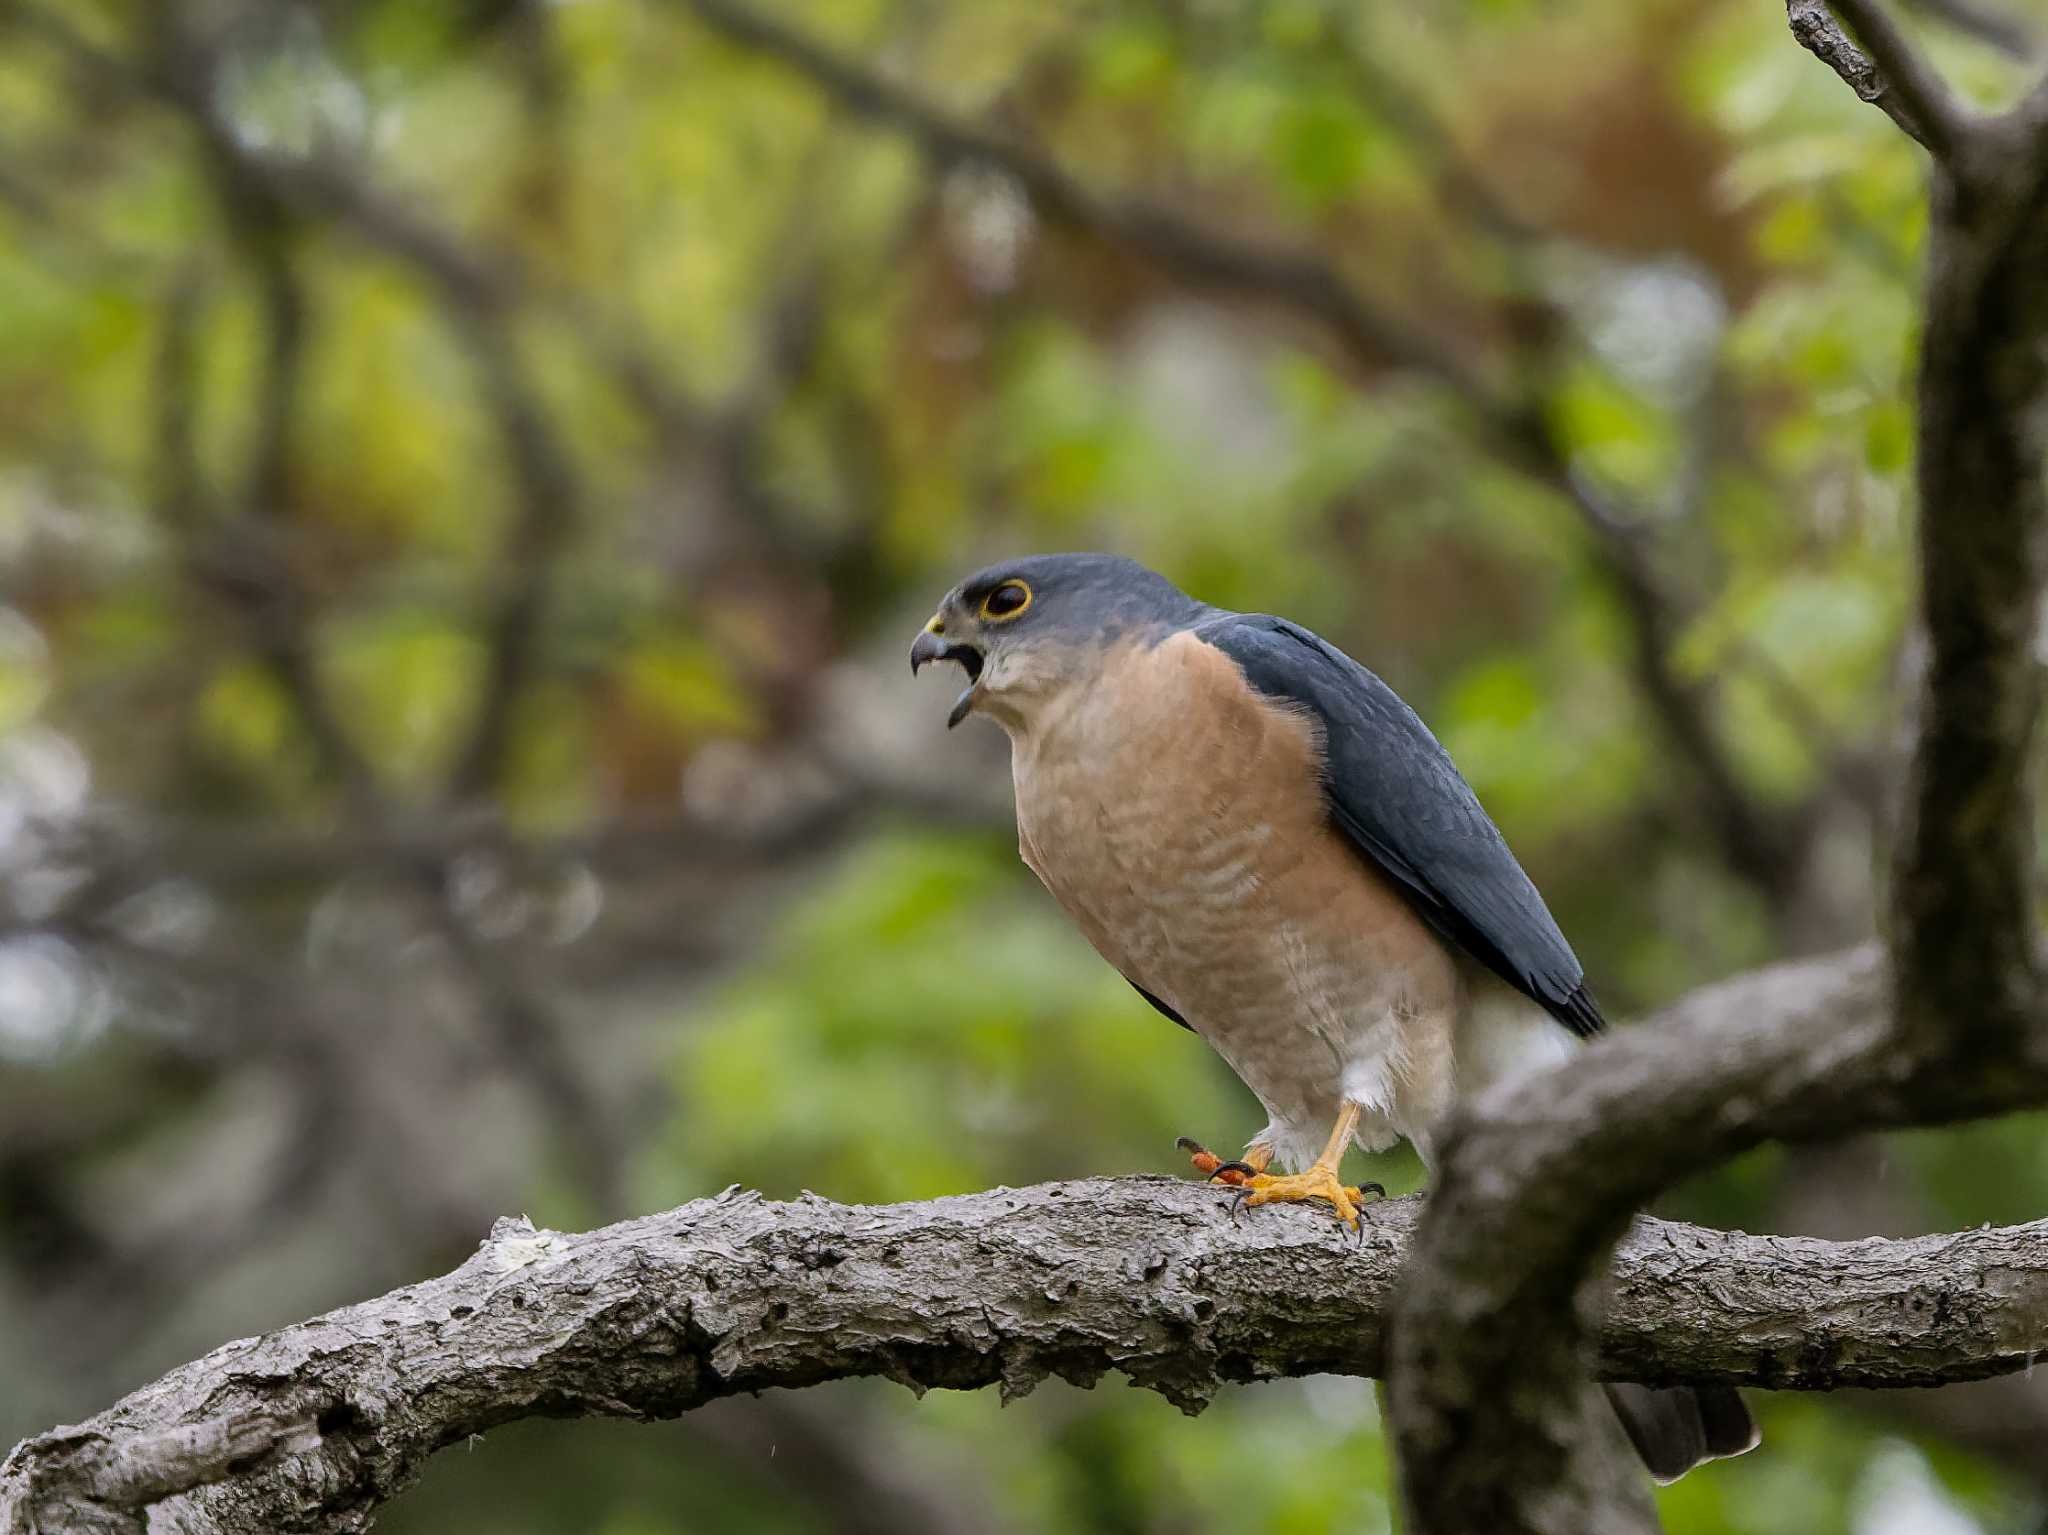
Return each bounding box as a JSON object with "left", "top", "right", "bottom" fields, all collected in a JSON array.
[
  {"left": 677, "top": 0, "right": 1818, "bottom": 910},
  {"left": 1823, "top": 0, "right": 1974, "bottom": 154},
  {"left": 1905, "top": 0, "right": 2038, "bottom": 59},
  {"left": 1789, "top": 0, "right": 1955, "bottom": 147}
]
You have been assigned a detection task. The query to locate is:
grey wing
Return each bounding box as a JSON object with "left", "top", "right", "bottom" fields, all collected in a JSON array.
[{"left": 1197, "top": 613, "right": 1604, "bottom": 1037}]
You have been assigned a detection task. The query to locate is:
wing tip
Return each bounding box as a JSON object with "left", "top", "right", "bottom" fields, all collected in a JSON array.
[{"left": 1556, "top": 982, "right": 1606, "bottom": 1038}]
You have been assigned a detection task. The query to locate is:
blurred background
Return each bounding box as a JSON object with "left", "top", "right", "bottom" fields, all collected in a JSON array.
[{"left": 2, "top": 0, "right": 2046, "bottom": 1530}]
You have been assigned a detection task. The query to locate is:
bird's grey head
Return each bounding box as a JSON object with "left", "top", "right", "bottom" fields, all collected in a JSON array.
[{"left": 910, "top": 553, "right": 1204, "bottom": 731}]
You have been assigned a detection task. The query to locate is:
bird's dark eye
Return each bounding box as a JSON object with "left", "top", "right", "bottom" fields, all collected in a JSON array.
[{"left": 980, "top": 581, "right": 1032, "bottom": 620}]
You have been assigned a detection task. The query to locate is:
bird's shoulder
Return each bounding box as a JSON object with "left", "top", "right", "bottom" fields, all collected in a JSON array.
[{"left": 1185, "top": 612, "right": 1448, "bottom": 771}]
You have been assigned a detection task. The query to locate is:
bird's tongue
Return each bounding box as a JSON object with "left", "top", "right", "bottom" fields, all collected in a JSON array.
[{"left": 947, "top": 683, "right": 977, "bottom": 729}]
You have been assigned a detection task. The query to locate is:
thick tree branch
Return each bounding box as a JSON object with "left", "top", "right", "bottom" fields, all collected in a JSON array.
[
  {"left": 1390, "top": 16, "right": 2048, "bottom": 1526},
  {"left": 5, "top": 1413, "right": 321, "bottom": 1535},
  {"left": 1889, "top": 140, "right": 2048, "bottom": 1063},
  {"left": 1394, "top": 954, "right": 2048, "bottom": 1532},
  {"left": 1389, "top": 947, "right": 2048, "bottom": 1532},
  {"left": 10, "top": 1131, "right": 2048, "bottom": 1535}
]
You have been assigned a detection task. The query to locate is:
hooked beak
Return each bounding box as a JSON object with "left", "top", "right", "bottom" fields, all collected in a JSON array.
[{"left": 910, "top": 623, "right": 985, "bottom": 729}]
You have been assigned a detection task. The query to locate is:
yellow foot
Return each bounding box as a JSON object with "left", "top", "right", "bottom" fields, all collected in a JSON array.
[{"left": 1241, "top": 1165, "right": 1385, "bottom": 1228}]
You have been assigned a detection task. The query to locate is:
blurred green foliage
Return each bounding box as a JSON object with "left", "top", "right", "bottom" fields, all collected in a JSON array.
[{"left": 5, "top": 0, "right": 2047, "bottom": 1530}]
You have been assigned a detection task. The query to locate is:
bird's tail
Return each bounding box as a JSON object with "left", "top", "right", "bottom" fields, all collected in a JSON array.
[{"left": 1603, "top": 1383, "right": 1760, "bottom": 1483}]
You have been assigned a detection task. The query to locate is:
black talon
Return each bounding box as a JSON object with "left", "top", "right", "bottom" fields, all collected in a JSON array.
[
  {"left": 1347, "top": 1184, "right": 1385, "bottom": 1245},
  {"left": 1174, "top": 1136, "right": 1205, "bottom": 1154},
  {"left": 1226, "top": 1188, "right": 1250, "bottom": 1226},
  {"left": 1213, "top": 1159, "right": 1259, "bottom": 1179}
]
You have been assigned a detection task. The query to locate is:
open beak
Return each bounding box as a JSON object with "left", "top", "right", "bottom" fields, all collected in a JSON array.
[{"left": 910, "top": 626, "right": 985, "bottom": 729}]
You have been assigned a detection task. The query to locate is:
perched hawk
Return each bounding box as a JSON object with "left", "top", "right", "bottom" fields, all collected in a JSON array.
[{"left": 911, "top": 552, "right": 1756, "bottom": 1482}]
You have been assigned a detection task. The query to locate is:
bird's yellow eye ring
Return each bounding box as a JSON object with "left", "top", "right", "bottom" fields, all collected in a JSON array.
[{"left": 980, "top": 580, "right": 1032, "bottom": 621}]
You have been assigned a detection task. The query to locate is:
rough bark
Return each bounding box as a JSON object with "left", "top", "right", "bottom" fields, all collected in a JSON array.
[
  {"left": 10, "top": 1112, "right": 2048, "bottom": 1535},
  {"left": 1890, "top": 117, "right": 2048, "bottom": 1062},
  {"left": 1388, "top": 949, "right": 2048, "bottom": 1531},
  {"left": 1388, "top": 8, "right": 2048, "bottom": 1531}
]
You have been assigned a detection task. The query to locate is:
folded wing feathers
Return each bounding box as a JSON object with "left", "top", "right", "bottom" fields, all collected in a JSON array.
[{"left": 1196, "top": 614, "right": 1605, "bottom": 1039}]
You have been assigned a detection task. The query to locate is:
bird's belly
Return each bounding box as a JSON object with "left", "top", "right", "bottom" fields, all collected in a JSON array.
[{"left": 1014, "top": 717, "right": 1457, "bottom": 1139}]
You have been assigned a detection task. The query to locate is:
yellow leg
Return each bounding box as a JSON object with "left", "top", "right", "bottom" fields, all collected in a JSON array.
[{"left": 1241, "top": 1102, "right": 1383, "bottom": 1228}]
